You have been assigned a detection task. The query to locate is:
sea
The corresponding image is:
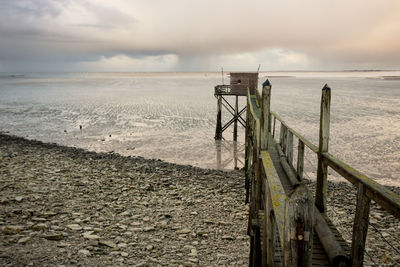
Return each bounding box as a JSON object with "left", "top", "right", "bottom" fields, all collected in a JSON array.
[{"left": 1, "top": 71, "right": 399, "bottom": 186}]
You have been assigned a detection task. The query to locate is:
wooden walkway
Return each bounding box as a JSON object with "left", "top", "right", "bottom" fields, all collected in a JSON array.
[
  {"left": 239, "top": 79, "right": 400, "bottom": 267},
  {"left": 266, "top": 137, "right": 349, "bottom": 266}
]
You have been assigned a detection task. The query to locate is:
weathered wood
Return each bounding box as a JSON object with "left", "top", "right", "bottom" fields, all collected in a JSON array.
[
  {"left": 316, "top": 84, "right": 331, "bottom": 213},
  {"left": 271, "top": 111, "right": 319, "bottom": 153},
  {"left": 260, "top": 79, "right": 271, "bottom": 150},
  {"left": 260, "top": 151, "right": 286, "bottom": 251},
  {"left": 215, "top": 95, "right": 222, "bottom": 140},
  {"left": 323, "top": 152, "right": 400, "bottom": 220},
  {"left": 351, "top": 184, "right": 371, "bottom": 267},
  {"left": 234, "top": 95, "right": 238, "bottom": 141},
  {"left": 272, "top": 116, "right": 276, "bottom": 138},
  {"left": 263, "top": 178, "right": 271, "bottom": 267},
  {"left": 276, "top": 143, "right": 300, "bottom": 188},
  {"left": 287, "top": 131, "right": 294, "bottom": 165},
  {"left": 284, "top": 185, "right": 314, "bottom": 267},
  {"left": 314, "top": 209, "right": 349, "bottom": 266},
  {"left": 245, "top": 105, "right": 252, "bottom": 203},
  {"left": 279, "top": 123, "right": 285, "bottom": 148},
  {"left": 297, "top": 139, "right": 305, "bottom": 181}
]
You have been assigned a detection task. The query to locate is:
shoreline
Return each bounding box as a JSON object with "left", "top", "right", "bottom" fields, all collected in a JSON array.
[
  {"left": 0, "top": 133, "right": 249, "bottom": 266},
  {"left": 1, "top": 133, "right": 400, "bottom": 266}
]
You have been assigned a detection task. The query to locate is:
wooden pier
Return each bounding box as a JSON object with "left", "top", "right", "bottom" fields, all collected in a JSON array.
[{"left": 240, "top": 80, "right": 400, "bottom": 266}]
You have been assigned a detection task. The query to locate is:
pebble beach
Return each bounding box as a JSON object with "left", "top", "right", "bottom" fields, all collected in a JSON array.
[{"left": 1, "top": 133, "right": 400, "bottom": 266}]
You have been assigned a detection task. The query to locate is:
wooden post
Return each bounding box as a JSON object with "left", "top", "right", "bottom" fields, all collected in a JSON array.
[
  {"left": 287, "top": 131, "right": 294, "bottom": 165},
  {"left": 260, "top": 79, "right": 271, "bottom": 150},
  {"left": 234, "top": 95, "right": 238, "bottom": 141},
  {"left": 297, "top": 139, "right": 305, "bottom": 181},
  {"left": 351, "top": 184, "right": 371, "bottom": 267},
  {"left": 315, "top": 84, "right": 331, "bottom": 213},
  {"left": 272, "top": 116, "right": 276, "bottom": 138},
  {"left": 215, "top": 95, "right": 222, "bottom": 140},
  {"left": 284, "top": 185, "right": 314, "bottom": 267}
]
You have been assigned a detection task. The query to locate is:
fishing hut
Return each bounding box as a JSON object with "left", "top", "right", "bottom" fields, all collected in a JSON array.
[{"left": 214, "top": 72, "right": 258, "bottom": 140}]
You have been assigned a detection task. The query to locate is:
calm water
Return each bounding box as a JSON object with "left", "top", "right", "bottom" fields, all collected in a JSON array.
[{"left": 1, "top": 71, "right": 399, "bottom": 186}]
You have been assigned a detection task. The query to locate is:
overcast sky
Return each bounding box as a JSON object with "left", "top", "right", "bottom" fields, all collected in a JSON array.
[{"left": 0, "top": 0, "right": 399, "bottom": 72}]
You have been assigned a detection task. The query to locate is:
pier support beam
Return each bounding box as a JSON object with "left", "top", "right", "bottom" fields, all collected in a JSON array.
[
  {"left": 215, "top": 95, "right": 222, "bottom": 140},
  {"left": 233, "top": 96, "right": 238, "bottom": 141}
]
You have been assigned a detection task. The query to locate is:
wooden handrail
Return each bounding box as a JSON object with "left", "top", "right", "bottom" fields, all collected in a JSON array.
[
  {"left": 270, "top": 111, "right": 318, "bottom": 153},
  {"left": 323, "top": 152, "right": 400, "bottom": 220},
  {"left": 260, "top": 151, "right": 286, "bottom": 252}
]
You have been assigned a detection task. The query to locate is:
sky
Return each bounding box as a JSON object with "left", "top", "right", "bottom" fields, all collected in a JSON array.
[{"left": 0, "top": 0, "right": 399, "bottom": 72}]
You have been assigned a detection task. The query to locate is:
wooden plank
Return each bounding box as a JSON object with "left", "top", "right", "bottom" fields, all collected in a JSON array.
[
  {"left": 316, "top": 84, "right": 331, "bottom": 213},
  {"left": 260, "top": 151, "right": 286, "bottom": 253},
  {"left": 323, "top": 152, "right": 400, "bottom": 220},
  {"left": 314, "top": 209, "right": 349, "bottom": 266},
  {"left": 276, "top": 143, "right": 300, "bottom": 188},
  {"left": 351, "top": 184, "right": 371, "bottom": 267},
  {"left": 247, "top": 89, "right": 261, "bottom": 121}
]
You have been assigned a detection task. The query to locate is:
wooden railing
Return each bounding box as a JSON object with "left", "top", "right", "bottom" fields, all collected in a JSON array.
[
  {"left": 245, "top": 81, "right": 400, "bottom": 266},
  {"left": 246, "top": 82, "right": 314, "bottom": 266}
]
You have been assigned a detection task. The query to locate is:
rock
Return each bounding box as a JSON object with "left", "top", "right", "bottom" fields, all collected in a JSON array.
[
  {"left": 143, "top": 226, "right": 155, "bottom": 232},
  {"left": 83, "top": 232, "right": 100, "bottom": 240},
  {"left": 78, "top": 249, "right": 91, "bottom": 256},
  {"left": 222, "top": 235, "right": 235, "bottom": 240},
  {"left": 99, "top": 240, "right": 117, "bottom": 248},
  {"left": 43, "top": 232, "right": 64, "bottom": 240},
  {"left": 67, "top": 224, "right": 82, "bottom": 231},
  {"left": 176, "top": 228, "right": 191, "bottom": 235},
  {"left": 18, "top": 236, "right": 32, "bottom": 244},
  {"left": 121, "top": 252, "right": 129, "bottom": 257},
  {"left": 2, "top": 225, "right": 24, "bottom": 234},
  {"left": 15, "top": 196, "right": 23, "bottom": 202},
  {"left": 32, "top": 223, "right": 47, "bottom": 231},
  {"left": 146, "top": 245, "right": 154, "bottom": 250}
]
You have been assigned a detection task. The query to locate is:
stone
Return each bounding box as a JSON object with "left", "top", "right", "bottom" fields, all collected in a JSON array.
[
  {"left": 32, "top": 223, "right": 47, "bottom": 231},
  {"left": 18, "top": 236, "right": 32, "bottom": 244},
  {"left": 83, "top": 232, "right": 100, "bottom": 240},
  {"left": 121, "top": 252, "right": 129, "bottom": 257},
  {"left": 2, "top": 225, "right": 24, "bottom": 234},
  {"left": 99, "top": 240, "right": 117, "bottom": 248},
  {"left": 43, "top": 233, "right": 64, "bottom": 240},
  {"left": 78, "top": 249, "right": 91, "bottom": 256},
  {"left": 176, "top": 228, "right": 191, "bottom": 235},
  {"left": 222, "top": 235, "right": 235, "bottom": 240},
  {"left": 67, "top": 224, "right": 82, "bottom": 231}
]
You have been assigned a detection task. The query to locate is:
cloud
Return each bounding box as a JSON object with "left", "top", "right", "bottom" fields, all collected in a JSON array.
[{"left": 0, "top": 0, "right": 399, "bottom": 71}]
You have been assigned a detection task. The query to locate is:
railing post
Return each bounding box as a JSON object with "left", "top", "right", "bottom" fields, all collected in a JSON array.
[
  {"left": 351, "top": 184, "right": 371, "bottom": 267},
  {"left": 297, "top": 139, "right": 305, "bottom": 180},
  {"left": 215, "top": 95, "right": 222, "bottom": 140},
  {"left": 284, "top": 185, "right": 314, "bottom": 267},
  {"left": 287, "top": 131, "right": 294, "bottom": 165},
  {"left": 260, "top": 79, "right": 271, "bottom": 150},
  {"left": 315, "top": 84, "right": 331, "bottom": 213}
]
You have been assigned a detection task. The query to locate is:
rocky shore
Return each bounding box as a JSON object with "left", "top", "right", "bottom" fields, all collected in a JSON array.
[
  {"left": 0, "top": 133, "right": 249, "bottom": 266},
  {"left": 1, "top": 133, "right": 400, "bottom": 266}
]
